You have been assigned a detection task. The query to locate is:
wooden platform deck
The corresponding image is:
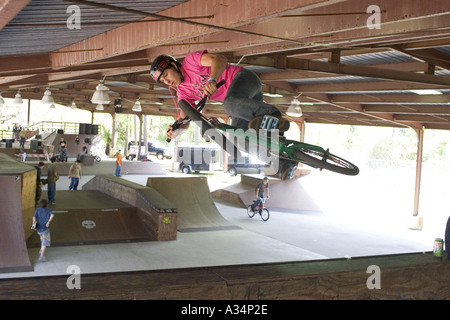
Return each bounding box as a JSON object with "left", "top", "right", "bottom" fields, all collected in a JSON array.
[{"left": 1, "top": 252, "right": 448, "bottom": 300}]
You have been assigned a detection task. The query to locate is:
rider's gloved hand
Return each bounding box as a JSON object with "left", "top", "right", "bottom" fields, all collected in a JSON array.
[
  {"left": 167, "top": 121, "right": 190, "bottom": 140},
  {"left": 203, "top": 79, "right": 218, "bottom": 97}
]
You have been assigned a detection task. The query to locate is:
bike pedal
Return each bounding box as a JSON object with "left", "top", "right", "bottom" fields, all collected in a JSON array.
[{"left": 259, "top": 115, "right": 279, "bottom": 130}]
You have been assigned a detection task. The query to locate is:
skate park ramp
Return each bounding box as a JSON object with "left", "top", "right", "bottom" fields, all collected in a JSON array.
[
  {"left": 147, "top": 176, "right": 239, "bottom": 233},
  {"left": 26, "top": 190, "right": 154, "bottom": 247},
  {"left": 0, "top": 154, "right": 35, "bottom": 273},
  {"left": 212, "top": 172, "right": 322, "bottom": 212}
]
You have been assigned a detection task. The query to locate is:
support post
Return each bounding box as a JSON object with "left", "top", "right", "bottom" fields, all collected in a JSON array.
[
  {"left": 138, "top": 114, "right": 143, "bottom": 157},
  {"left": 410, "top": 126, "right": 424, "bottom": 230},
  {"left": 111, "top": 112, "right": 116, "bottom": 151},
  {"left": 27, "top": 99, "right": 31, "bottom": 125},
  {"left": 143, "top": 114, "right": 148, "bottom": 154}
]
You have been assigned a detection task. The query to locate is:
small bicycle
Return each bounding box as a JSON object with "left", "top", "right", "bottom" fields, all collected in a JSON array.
[{"left": 247, "top": 197, "right": 270, "bottom": 221}]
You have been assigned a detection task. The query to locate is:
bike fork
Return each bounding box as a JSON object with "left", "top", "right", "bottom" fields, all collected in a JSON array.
[{"left": 319, "top": 148, "right": 330, "bottom": 170}]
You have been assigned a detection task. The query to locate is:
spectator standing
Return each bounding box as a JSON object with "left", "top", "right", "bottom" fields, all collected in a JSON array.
[
  {"left": 46, "top": 156, "right": 58, "bottom": 204},
  {"left": 115, "top": 149, "right": 123, "bottom": 177},
  {"left": 68, "top": 160, "right": 82, "bottom": 190}
]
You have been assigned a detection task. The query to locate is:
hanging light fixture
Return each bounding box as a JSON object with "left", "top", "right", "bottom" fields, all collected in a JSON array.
[
  {"left": 41, "top": 88, "right": 55, "bottom": 105},
  {"left": 132, "top": 98, "right": 142, "bottom": 112},
  {"left": 91, "top": 79, "right": 110, "bottom": 104},
  {"left": 0, "top": 93, "right": 5, "bottom": 106},
  {"left": 96, "top": 104, "right": 104, "bottom": 111},
  {"left": 70, "top": 100, "right": 77, "bottom": 109},
  {"left": 286, "top": 98, "right": 303, "bottom": 118},
  {"left": 13, "top": 90, "right": 23, "bottom": 106}
]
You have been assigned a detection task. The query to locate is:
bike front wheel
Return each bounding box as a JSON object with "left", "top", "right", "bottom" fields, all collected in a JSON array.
[
  {"left": 260, "top": 208, "right": 270, "bottom": 221},
  {"left": 290, "top": 145, "right": 359, "bottom": 176},
  {"left": 247, "top": 205, "right": 256, "bottom": 218}
]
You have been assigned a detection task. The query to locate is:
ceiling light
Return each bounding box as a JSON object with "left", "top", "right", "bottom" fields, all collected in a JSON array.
[
  {"left": 71, "top": 100, "right": 77, "bottom": 109},
  {"left": 41, "top": 88, "right": 55, "bottom": 104},
  {"left": 13, "top": 90, "right": 23, "bottom": 106},
  {"left": 0, "top": 93, "right": 4, "bottom": 106},
  {"left": 286, "top": 99, "right": 303, "bottom": 118},
  {"left": 96, "top": 104, "right": 104, "bottom": 111},
  {"left": 132, "top": 98, "right": 142, "bottom": 112},
  {"left": 263, "top": 93, "right": 284, "bottom": 98},
  {"left": 410, "top": 89, "right": 443, "bottom": 95},
  {"left": 91, "top": 80, "right": 110, "bottom": 104}
]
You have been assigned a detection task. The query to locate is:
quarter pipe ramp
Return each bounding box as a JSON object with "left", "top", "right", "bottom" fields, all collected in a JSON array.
[{"left": 147, "top": 176, "right": 239, "bottom": 232}]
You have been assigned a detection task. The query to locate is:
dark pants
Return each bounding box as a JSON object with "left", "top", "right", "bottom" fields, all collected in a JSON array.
[
  {"left": 47, "top": 182, "right": 56, "bottom": 203},
  {"left": 223, "top": 69, "right": 280, "bottom": 129},
  {"left": 35, "top": 184, "right": 42, "bottom": 204},
  {"left": 69, "top": 177, "right": 79, "bottom": 190}
]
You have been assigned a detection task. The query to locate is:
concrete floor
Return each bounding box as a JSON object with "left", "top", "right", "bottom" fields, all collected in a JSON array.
[{"left": 1, "top": 159, "right": 444, "bottom": 279}]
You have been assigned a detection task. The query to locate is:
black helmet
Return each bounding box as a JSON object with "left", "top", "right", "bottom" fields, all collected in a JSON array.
[{"left": 150, "top": 55, "right": 181, "bottom": 83}]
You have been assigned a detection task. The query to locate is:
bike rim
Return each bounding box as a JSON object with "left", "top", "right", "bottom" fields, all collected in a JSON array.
[
  {"left": 260, "top": 208, "right": 270, "bottom": 221},
  {"left": 292, "top": 147, "right": 359, "bottom": 176},
  {"left": 247, "top": 205, "right": 255, "bottom": 218}
]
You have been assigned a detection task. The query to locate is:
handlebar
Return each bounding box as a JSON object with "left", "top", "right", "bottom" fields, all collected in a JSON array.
[{"left": 166, "top": 79, "right": 226, "bottom": 143}]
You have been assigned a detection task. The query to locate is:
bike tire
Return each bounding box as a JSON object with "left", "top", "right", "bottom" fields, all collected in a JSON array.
[
  {"left": 247, "top": 205, "right": 256, "bottom": 218},
  {"left": 260, "top": 208, "right": 270, "bottom": 221},
  {"left": 291, "top": 146, "right": 359, "bottom": 176}
]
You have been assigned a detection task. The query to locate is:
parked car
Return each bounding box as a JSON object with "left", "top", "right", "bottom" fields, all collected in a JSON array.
[
  {"left": 126, "top": 146, "right": 149, "bottom": 161},
  {"left": 128, "top": 140, "right": 173, "bottom": 160},
  {"left": 226, "top": 154, "right": 266, "bottom": 176}
]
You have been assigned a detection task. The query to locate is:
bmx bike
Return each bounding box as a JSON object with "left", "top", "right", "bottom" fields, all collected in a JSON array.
[
  {"left": 168, "top": 80, "right": 359, "bottom": 180},
  {"left": 55, "top": 149, "right": 67, "bottom": 162},
  {"left": 247, "top": 197, "right": 270, "bottom": 221}
]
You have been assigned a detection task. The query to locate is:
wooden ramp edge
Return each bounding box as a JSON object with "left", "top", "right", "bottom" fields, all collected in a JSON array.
[{"left": 1, "top": 252, "right": 448, "bottom": 299}]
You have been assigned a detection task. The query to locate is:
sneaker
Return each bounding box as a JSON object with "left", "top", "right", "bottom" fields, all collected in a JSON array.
[
  {"left": 248, "top": 111, "right": 290, "bottom": 133},
  {"left": 38, "top": 256, "right": 47, "bottom": 262}
]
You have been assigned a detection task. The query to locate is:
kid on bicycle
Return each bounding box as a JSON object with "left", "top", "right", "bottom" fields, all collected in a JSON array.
[{"left": 252, "top": 176, "right": 270, "bottom": 211}]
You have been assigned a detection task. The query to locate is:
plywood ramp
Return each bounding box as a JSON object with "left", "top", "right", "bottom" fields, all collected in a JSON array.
[
  {"left": 212, "top": 173, "right": 322, "bottom": 211},
  {"left": 26, "top": 190, "right": 154, "bottom": 247},
  {"left": 83, "top": 175, "right": 177, "bottom": 241},
  {"left": 0, "top": 154, "right": 36, "bottom": 273},
  {"left": 147, "top": 176, "right": 239, "bottom": 233}
]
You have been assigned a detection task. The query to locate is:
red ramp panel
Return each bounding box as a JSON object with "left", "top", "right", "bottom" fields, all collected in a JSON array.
[
  {"left": 0, "top": 175, "right": 33, "bottom": 273},
  {"left": 147, "top": 176, "right": 239, "bottom": 233}
]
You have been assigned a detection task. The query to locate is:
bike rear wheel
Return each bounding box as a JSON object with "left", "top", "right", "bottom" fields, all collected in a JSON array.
[
  {"left": 290, "top": 144, "right": 359, "bottom": 176},
  {"left": 260, "top": 208, "right": 270, "bottom": 221},
  {"left": 247, "top": 205, "right": 256, "bottom": 218}
]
